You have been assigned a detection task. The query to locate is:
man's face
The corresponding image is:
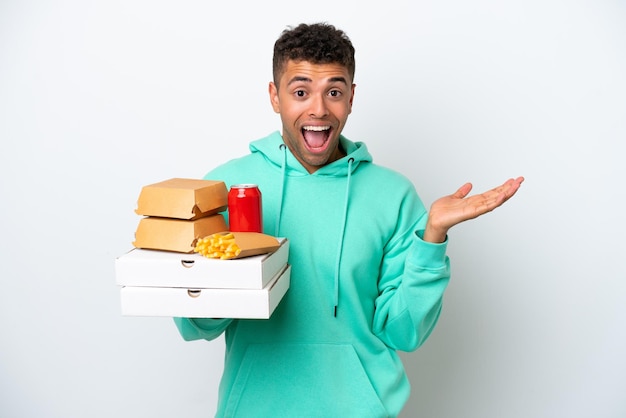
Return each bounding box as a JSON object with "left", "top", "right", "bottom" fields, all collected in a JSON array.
[{"left": 269, "top": 60, "right": 355, "bottom": 173}]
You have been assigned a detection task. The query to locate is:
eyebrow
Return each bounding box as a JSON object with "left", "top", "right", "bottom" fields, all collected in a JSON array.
[{"left": 286, "top": 76, "right": 349, "bottom": 86}]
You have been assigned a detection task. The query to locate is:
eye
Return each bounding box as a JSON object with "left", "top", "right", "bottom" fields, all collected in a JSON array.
[
  {"left": 329, "top": 89, "right": 342, "bottom": 97},
  {"left": 295, "top": 90, "right": 306, "bottom": 98}
]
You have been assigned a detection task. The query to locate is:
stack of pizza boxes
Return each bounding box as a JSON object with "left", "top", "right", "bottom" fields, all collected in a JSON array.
[{"left": 115, "top": 178, "right": 290, "bottom": 319}]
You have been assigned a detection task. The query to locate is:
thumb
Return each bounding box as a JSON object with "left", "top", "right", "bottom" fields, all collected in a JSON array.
[{"left": 453, "top": 182, "right": 473, "bottom": 199}]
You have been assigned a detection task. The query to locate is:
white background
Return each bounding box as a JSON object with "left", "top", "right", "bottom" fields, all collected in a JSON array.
[{"left": 1, "top": 1, "right": 624, "bottom": 417}]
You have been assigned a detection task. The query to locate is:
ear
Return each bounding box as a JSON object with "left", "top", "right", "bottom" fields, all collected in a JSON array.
[
  {"left": 348, "top": 83, "right": 356, "bottom": 114},
  {"left": 269, "top": 82, "right": 280, "bottom": 113}
]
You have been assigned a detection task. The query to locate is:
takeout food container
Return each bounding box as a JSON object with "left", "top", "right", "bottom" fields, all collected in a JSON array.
[
  {"left": 135, "top": 178, "right": 228, "bottom": 220},
  {"left": 132, "top": 214, "right": 227, "bottom": 253},
  {"left": 120, "top": 177, "right": 290, "bottom": 319},
  {"left": 119, "top": 264, "right": 291, "bottom": 319},
  {"left": 117, "top": 238, "right": 289, "bottom": 289}
]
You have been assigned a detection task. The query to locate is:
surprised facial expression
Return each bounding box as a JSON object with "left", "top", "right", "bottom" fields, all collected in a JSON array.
[{"left": 269, "top": 60, "right": 355, "bottom": 173}]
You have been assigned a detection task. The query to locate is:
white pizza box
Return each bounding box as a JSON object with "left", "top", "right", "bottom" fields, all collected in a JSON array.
[
  {"left": 119, "top": 265, "right": 291, "bottom": 319},
  {"left": 115, "top": 238, "right": 289, "bottom": 289}
]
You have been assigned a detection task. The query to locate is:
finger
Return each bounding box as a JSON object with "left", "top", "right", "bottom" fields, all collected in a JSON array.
[
  {"left": 472, "top": 191, "right": 506, "bottom": 214},
  {"left": 499, "top": 177, "right": 524, "bottom": 201},
  {"left": 480, "top": 178, "right": 523, "bottom": 210},
  {"left": 488, "top": 177, "right": 522, "bottom": 200},
  {"left": 458, "top": 177, "right": 524, "bottom": 220},
  {"left": 453, "top": 182, "right": 473, "bottom": 199}
]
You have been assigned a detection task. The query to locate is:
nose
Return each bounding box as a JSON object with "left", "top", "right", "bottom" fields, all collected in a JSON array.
[{"left": 308, "top": 94, "right": 329, "bottom": 118}]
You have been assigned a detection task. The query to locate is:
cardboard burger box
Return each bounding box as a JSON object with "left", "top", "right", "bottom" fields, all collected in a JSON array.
[
  {"left": 135, "top": 178, "right": 228, "bottom": 220},
  {"left": 133, "top": 214, "right": 227, "bottom": 253},
  {"left": 119, "top": 264, "right": 291, "bottom": 319},
  {"left": 131, "top": 178, "right": 230, "bottom": 253}
]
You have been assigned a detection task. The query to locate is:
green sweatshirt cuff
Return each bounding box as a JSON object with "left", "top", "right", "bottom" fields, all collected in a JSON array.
[
  {"left": 411, "top": 229, "right": 449, "bottom": 267},
  {"left": 173, "top": 317, "right": 232, "bottom": 341}
]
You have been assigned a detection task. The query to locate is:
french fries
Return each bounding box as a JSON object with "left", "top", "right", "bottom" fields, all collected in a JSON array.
[
  {"left": 194, "top": 231, "right": 281, "bottom": 260},
  {"left": 194, "top": 232, "right": 241, "bottom": 259}
]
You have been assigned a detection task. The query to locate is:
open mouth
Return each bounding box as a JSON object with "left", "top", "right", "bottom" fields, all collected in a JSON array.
[{"left": 302, "top": 125, "right": 331, "bottom": 152}]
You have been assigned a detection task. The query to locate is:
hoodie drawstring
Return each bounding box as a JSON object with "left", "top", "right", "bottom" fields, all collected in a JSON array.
[
  {"left": 274, "top": 144, "right": 287, "bottom": 237},
  {"left": 274, "top": 142, "right": 354, "bottom": 318},
  {"left": 333, "top": 157, "right": 354, "bottom": 317}
]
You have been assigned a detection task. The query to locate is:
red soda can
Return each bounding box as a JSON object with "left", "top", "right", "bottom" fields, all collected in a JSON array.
[{"left": 228, "top": 184, "right": 263, "bottom": 233}]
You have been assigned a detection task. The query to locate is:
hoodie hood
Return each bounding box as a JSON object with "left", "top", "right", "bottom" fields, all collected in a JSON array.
[
  {"left": 249, "top": 131, "right": 373, "bottom": 178},
  {"left": 250, "top": 131, "right": 372, "bottom": 316}
]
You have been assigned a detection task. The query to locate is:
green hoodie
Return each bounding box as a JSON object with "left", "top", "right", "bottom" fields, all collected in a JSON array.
[{"left": 174, "top": 131, "right": 450, "bottom": 418}]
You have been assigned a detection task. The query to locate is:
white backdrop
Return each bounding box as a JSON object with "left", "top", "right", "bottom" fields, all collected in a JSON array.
[{"left": 1, "top": 1, "right": 624, "bottom": 417}]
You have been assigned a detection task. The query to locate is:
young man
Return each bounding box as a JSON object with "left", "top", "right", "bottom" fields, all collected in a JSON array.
[{"left": 174, "top": 23, "right": 523, "bottom": 417}]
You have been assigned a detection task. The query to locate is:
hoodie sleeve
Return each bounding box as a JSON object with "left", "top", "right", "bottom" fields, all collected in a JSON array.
[
  {"left": 173, "top": 317, "right": 233, "bottom": 341},
  {"left": 371, "top": 198, "right": 451, "bottom": 352}
]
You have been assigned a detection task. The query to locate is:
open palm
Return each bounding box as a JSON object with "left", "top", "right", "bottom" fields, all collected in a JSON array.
[{"left": 424, "top": 177, "right": 525, "bottom": 243}]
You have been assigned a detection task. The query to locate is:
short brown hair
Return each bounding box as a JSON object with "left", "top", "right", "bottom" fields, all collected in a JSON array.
[{"left": 272, "top": 22, "right": 356, "bottom": 86}]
